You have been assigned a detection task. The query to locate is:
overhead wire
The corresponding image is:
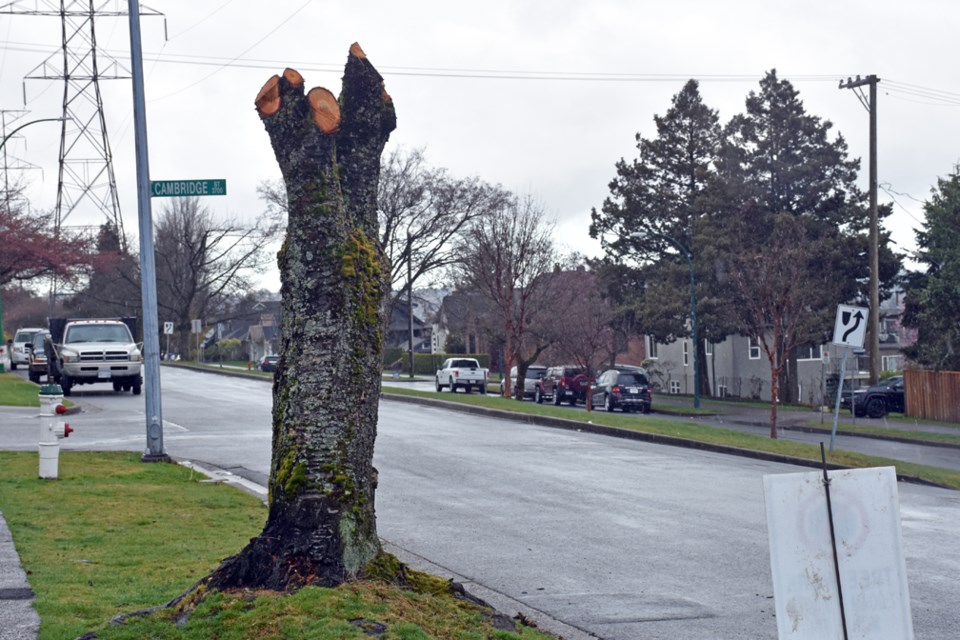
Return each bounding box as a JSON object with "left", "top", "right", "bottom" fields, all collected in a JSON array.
[
  {"left": 167, "top": 0, "right": 238, "bottom": 41},
  {"left": 4, "top": 33, "right": 960, "bottom": 108},
  {"left": 148, "top": 0, "right": 312, "bottom": 102}
]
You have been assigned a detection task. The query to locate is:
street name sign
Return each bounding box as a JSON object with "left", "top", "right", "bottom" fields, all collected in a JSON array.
[
  {"left": 832, "top": 304, "right": 868, "bottom": 348},
  {"left": 150, "top": 179, "right": 226, "bottom": 197}
]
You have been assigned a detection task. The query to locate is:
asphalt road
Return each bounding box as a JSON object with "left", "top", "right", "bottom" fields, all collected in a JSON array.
[{"left": 2, "top": 367, "right": 959, "bottom": 639}]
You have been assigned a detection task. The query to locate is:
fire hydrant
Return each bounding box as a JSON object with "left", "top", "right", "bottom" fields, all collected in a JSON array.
[{"left": 38, "top": 384, "right": 73, "bottom": 480}]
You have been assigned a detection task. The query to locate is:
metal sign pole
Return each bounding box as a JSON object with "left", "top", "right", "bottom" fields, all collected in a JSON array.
[
  {"left": 820, "top": 443, "right": 850, "bottom": 640},
  {"left": 127, "top": 0, "right": 167, "bottom": 462},
  {"left": 830, "top": 347, "right": 849, "bottom": 451}
]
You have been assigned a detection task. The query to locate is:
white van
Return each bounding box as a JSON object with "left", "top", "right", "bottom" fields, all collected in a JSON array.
[{"left": 10, "top": 327, "right": 45, "bottom": 370}]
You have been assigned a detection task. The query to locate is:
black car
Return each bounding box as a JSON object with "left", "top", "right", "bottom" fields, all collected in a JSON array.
[
  {"left": 590, "top": 368, "right": 652, "bottom": 413},
  {"left": 27, "top": 331, "right": 51, "bottom": 384},
  {"left": 853, "top": 375, "right": 905, "bottom": 418},
  {"left": 259, "top": 354, "right": 279, "bottom": 372}
]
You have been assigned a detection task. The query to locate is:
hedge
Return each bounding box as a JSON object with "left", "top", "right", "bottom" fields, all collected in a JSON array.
[{"left": 383, "top": 351, "right": 490, "bottom": 375}]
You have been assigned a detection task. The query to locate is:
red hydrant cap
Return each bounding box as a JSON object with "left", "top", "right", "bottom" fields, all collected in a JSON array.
[
  {"left": 55, "top": 404, "right": 68, "bottom": 415},
  {"left": 64, "top": 423, "right": 73, "bottom": 437}
]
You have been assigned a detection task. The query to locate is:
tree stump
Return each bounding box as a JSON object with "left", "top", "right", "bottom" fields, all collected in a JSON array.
[{"left": 206, "top": 43, "right": 395, "bottom": 590}]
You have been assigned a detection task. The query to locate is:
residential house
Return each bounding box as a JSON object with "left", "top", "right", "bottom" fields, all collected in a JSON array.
[
  {"left": 647, "top": 289, "right": 915, "bottom": 404},
  {"left": 431, "top": 291, "right": 496, "bottom": 356}
]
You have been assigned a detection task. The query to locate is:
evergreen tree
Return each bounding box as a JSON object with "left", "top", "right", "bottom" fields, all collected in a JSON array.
[
  {"left": 903, "top": 166, "right": 960, "bottom": 370},
  {"left": 590, "top": 79, "right": 732, "bottom": 397},
  {"left": 715, "top": 70, "right": 900, "bottom": 431},
  {"left": 66, "top": 222, "right": 140, "bottom": 319}
]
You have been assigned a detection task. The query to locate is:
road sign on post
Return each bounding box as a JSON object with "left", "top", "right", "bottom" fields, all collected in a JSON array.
[
  {"left": 163, "top": 322, "right": 174, "bottom": 335},
  {"left": 832, "top": 304, "right": 868, "bottom": 348},
  {"left": 150, "top": 179, "right": 226, "bottom": 197}
]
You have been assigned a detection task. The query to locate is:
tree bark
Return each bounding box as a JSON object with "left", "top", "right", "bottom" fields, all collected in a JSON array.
[{"left": 206, "top": 43, "right": 395, "bottom": 591}]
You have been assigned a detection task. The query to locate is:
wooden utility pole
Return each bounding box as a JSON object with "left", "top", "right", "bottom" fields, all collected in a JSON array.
[{"left": 840, "top": 74, "right": 880, "bottom": 384}]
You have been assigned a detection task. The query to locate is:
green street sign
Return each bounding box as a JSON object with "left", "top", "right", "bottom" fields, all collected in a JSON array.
[{"left": 150, "top": 179, "right": 226, "bottom": 197}]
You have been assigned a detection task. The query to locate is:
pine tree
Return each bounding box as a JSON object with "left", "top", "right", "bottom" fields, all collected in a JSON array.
[
  {"left": 715, "top": 70, "right": 900, "bottom": 433},
  {"left": 590, "top": 79, "right": 732, "bottom": 397},
  {"left": 903, "top": 166, "right": 960, "bottom": 370}
]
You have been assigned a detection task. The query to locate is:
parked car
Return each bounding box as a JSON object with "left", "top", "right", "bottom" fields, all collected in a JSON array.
[
  {"left": 260, "top": 354, "right": 279, "bottom": 372},
  {"left": 590, "top": 368, "right": 653, "bottom": 413},
  {"left": 851, "top": 375, "right": 905, "bottom": 418},
  {"left": 27, "top": 331, "right": 51, "bottom": 384},
  {"left": 499, "top": 365, "right": 547, "bottom": 398},
  {"left": 535, "top": 365, "right": 589, "bottom": 406},
  {"left": 435, "top": 357, "right": 488, "bottom": 394},
  {"left": 10, "top": 327, "right": 44, "bottom": 371},
  {"left": 837, "top": 380, "right": 861, "bottom": 411}
]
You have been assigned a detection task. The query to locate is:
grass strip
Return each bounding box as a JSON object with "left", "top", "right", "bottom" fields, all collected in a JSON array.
[
  {"left": 0, "top": 452, "right": 553, "bottom": 640},
  {"left": 0, "top": 371, "right": 43, "bottom": 407},
  {"left": 383, "top": 387, "right": 960, "bottom": 490}
]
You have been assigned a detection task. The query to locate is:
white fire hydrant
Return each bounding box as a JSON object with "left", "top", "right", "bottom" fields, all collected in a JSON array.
[{"left": 38, "top": 384, "right": 73, "bottom": 480}]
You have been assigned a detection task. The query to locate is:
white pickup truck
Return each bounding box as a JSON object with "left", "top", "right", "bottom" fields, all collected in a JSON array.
[
  {"left": 46, "top": 318, "right": 143, "bottom": 396},
  {"left": 435, "top": 357, "right": 488, "bottom": 394}
]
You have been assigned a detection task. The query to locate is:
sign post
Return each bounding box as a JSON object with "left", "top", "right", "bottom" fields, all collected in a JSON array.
[
  {"left": 191, "top": 319, "right": 202, "bottom": 363},
  {"left": 830, "top": 305, "right": 869, "bottom": 449},
  {"left": 163, "top": 321, "right": 173, "bottom": 360}
]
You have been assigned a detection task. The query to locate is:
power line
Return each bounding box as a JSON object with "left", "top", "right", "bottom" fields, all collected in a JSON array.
[{"left": 4, "top": 33, "right": 960, "bottom": 102}]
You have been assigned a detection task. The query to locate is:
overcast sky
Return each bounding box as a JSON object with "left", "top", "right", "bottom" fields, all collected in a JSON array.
[{"left": 2, "top": 1, "right": 958, "bottom": 291}]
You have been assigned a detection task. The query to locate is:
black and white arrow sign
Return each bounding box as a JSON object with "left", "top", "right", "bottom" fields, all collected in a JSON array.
[{"left": 833, "top": 304, "right": 869, "bottom": 348}]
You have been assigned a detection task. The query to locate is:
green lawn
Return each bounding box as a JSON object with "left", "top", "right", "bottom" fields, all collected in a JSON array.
[
  {"left": 0, "top": 452, "right": 553, "bottom": 640},
  {"left": 0, "top": 372, "right": 43, "bottom": 407}
]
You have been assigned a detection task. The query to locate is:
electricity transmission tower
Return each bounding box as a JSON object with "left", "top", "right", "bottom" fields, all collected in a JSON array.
[{"left": 0, "top": 1, "right": 163, "bottom": 250}]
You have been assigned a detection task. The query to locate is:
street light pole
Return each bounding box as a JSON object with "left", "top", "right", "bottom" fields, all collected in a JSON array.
[
  {"left": 631, "top": 231, "right": 700, "bottom": 409},
  {"left": 0, "top": 117, "right": 65, "bottom": 373}
]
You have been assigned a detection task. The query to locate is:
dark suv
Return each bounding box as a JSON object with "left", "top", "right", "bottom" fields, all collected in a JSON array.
[
  {"left": 852, "top": 375, "right": 905, "bottom": 419},
  {"left": 535, "top": 365, "right": 589, "bottom": 406},
  {"left": 590, "top": 369, "right": 652, "bottom": 413}
]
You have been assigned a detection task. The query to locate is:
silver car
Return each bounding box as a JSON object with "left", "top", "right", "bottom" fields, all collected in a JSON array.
[{"left": 499, "top": 365, "right": 547, "bottom": 398}]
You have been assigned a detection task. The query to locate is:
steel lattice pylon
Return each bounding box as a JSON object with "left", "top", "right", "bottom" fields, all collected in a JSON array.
[{"left": 0, "top": 1, "right": 162, "bottom": 250}]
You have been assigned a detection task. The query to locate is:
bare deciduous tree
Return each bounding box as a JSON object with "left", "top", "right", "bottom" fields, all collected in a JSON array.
[
  {"left": 153, "top": 196, "right": 280, "bottom": 356},
  {"left": 454, "top": 195, "right": 556, "bottom": 398},
  {"left": 726, "top": 214, "right": 812, "bottom": 438},
  {"left": 378, "top": 147, "right": 508, "bottom": 293}
]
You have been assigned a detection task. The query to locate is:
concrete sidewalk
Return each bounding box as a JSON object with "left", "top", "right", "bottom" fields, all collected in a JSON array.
[{"left": 0, "top": 511, "right": 39, "bottom": 640}]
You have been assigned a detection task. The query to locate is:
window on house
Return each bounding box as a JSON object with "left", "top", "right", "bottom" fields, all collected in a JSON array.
[
  {"left": 748, "top": 337, "right": 761, "bottom": 360},
  {"left": 670, "top": 380, "right": 680, "bottom": 394},
  {"left": 881, "top": 355, "right": 903, "bottom": 372},
  {"left": 647, "top": 336, "right": 658, "bottom": 359},
  {"left": 683, "top": 341, "right": 689, "bottom": 367},
  {"left": 796, "top": 342, "right": 823, "bottom": 361}
]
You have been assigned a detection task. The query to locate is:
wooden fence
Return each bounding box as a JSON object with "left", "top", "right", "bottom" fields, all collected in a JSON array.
[{"left": 905, "top": 369, "right": 960, "bottom": 423}]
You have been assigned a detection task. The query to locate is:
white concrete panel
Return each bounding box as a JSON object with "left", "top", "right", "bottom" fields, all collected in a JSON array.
[{"left": 764, "top": 467, "right": 914, "bottom": 639}]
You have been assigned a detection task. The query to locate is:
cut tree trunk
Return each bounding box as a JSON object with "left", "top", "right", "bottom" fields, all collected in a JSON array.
[{"left": 206, "top": 43, "right": 396, "bottom": 591}]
